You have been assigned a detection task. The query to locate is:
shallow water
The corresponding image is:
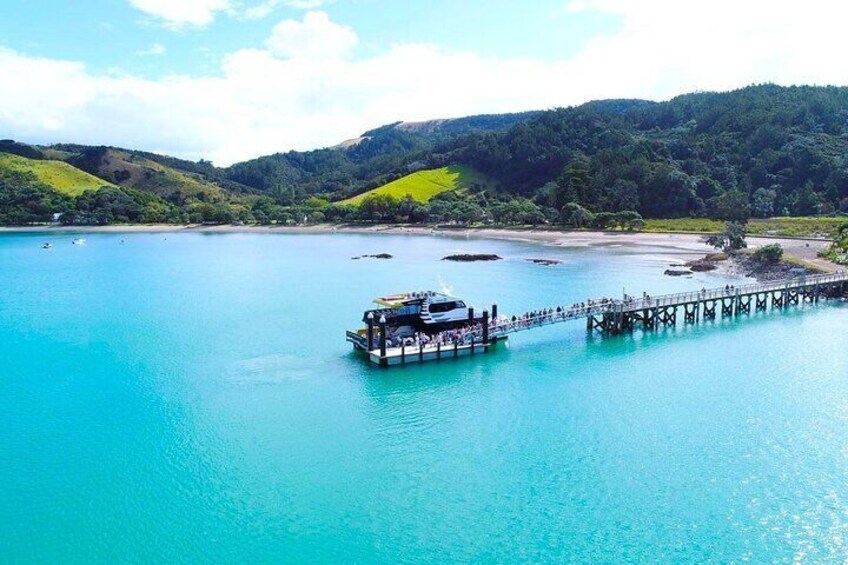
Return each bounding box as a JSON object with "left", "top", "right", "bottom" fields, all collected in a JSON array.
[{"left": 1, "top": 232, "right": 846, "bottom": 563}]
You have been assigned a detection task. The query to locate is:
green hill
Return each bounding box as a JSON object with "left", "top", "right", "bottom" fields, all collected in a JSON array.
[
  {"left": 64, "top": 147, "right": 230, "bottom": 202},
  {"left": 0, "top": 152, "right": 113, "bottom": 196},
  {"left": 340, "top": 166, "right": 488, "bottom": 205}
]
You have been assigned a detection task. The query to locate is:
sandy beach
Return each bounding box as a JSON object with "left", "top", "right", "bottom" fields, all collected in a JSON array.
[{"left": 1, "top": 223, "right": 839, "bottom": 272}]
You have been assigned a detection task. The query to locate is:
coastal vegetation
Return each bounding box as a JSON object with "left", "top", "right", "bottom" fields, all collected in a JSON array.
[
  {"left": 3, "top": 85, "right": 848, "bottom": 232},
  {"left": 643, "top": 217, "right": 845, "bottom": 238},
  {"left": 753, "top": 243, "right": 784, "bottom": 264},
  {"left": 819, "top": 222, "right": 848, "bottom": 265},
  {"left": 706, "top": 222, "right": 748, "bottom": 253}
]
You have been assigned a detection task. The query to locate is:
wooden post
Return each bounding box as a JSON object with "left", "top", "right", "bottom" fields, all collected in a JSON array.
[
  {"left": 482, "top": 309, "right": 489, "bottom": 346},
  {"left": 468, "top": 306, "right": 475, "bottom": 324},
  {"left": 491, "top": 304, "right": 498, "bottom": 321},
  {"left": 367, "top": 312, "right": 375, "bottom": 351},
  {"left": 378, "top": 315, "right": 387, "bottom": 362}
]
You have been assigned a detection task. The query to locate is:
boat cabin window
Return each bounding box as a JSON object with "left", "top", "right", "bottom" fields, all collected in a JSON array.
[
  {"left": 395, "top": 305, "right": 420, "bottom": 316},
  {"left": 429, "top": 301, "right": 465, "bottom": 313}
]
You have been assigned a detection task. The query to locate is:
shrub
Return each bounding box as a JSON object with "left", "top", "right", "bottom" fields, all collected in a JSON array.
[{"left": 753, "top": 243, "right": 784, "bottom": 263}]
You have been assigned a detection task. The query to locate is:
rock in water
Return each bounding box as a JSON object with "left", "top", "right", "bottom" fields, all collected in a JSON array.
[
  {"left": 664, "top": 269, "right": 692, "bottom": 277},
  {"left": 528, "top": 259, "right": 561, "bottom": 266},
  {"left": 687, "top": 261, "right": 718, "bottom": 272},
  {"left": 442, "top": 254, "right": 502, "bottom": 262},
  {"left": 351, "top": 253, "right": 393, "bottom": 260}
]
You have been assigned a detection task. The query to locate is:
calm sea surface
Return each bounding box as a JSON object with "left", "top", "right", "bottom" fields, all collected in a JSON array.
[{"left": 1, "top": 231, "right": 846, "bottom": 563}]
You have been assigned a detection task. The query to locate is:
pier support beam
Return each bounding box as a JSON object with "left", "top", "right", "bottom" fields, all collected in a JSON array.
[
  {"left": 378, "top": 315, "right": 388, "bottom": 366},
  {"left": 788, "top": 290, "right": 799, "bottom": 305},
  {"left": 367, "top": 312, "right": 375, "bottom": 351},
  {"left": 482, "top": 310, "right": 490, "bottom": 350}
]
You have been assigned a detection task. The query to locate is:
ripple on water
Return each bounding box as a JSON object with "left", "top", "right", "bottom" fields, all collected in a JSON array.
[{"left": 1, "top": 231, "right": 847, "bottom": 562}]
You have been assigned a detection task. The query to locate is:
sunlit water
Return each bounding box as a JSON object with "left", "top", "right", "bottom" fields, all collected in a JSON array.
[{"left": 1, "top": 232, "right": 846, "bottom": 563}]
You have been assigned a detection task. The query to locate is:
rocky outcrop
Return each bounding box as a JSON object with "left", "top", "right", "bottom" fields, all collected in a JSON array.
[
  {"left": 687, "top": 261, "right": 718, "bottom": 272},
  {"left": 664, "top": 269, "right": 692, "bottom": 277},
  {"left": 442, "top": 254, "right": 502, "bottom": 262},
  {"left": 351, "top": 253, "right": 393, "bottom": 260},
  {"left": 527, "top": 259, "right": 561, "bottom": 266}
]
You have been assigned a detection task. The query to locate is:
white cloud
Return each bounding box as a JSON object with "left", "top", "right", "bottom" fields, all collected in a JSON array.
[
  {"left": 127, "top": 0, "right": 231, "bottom": 27},
  {"left": 3, "top": 4, "right": 848, "bottom": 165},
  {"left": 137, "top": 43, "right": 167, "bottom": 56},
  {"left": 265, "top": 11, "right": 356, "bottom": 60},
  {"left": 244, "top": 0, "right": 328, "bottom": 19}
]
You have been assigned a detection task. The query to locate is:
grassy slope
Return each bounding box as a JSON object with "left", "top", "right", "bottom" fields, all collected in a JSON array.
[
  {"left": 643, "top": 217, "right": 846, "bottom": 238},
  {"left": 90, "top": 149, "right": 226, "bottom": 201},
  {"left": 340, "top": 166, "right": 487, "bottom": 205},
  {"left": 0, "top": 153, "right": 113, "bottom": 196}
]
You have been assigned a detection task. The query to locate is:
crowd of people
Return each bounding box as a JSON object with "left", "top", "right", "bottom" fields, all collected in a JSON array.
[
  {"left": 376, "top": 272, "right": 848, "bottom": 352},
  {"left": 384, "top": 297, "right": 635, "bottom": 350}
]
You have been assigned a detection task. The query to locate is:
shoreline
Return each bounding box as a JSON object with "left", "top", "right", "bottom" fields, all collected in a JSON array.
[{"left": 2, "top": 223, "right": 839, "bottom": 272}]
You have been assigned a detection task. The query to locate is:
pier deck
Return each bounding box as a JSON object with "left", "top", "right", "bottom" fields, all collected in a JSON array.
[{"left": 353, "top": 271, "right": 848, "bottom": 366}]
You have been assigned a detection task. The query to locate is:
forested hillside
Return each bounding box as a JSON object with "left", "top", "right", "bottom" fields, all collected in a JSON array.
[
  {"left": 2, "top": 85, "right": 848, "bottom": 226},
  {"left": 224, "top": 111, "right": 537, "bottom": 201},
  {"left": 450, "top": 85, "right": 848, "bottom": 218}
]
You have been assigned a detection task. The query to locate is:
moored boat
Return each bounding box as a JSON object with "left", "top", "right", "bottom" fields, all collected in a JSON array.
[{"left": 346, "top": 291, "right": 500, "bottom": 366}]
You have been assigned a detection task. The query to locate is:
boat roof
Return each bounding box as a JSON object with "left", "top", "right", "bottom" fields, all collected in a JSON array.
[{"left": 373, "top": 291, "right": 455, "bottom": 308}]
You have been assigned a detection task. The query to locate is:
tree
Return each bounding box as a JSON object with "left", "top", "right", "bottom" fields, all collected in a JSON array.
[
  {"left": 553, "top": 157, "right": 592, "bottom": 210},
  {"left": 449, "top": 201, "right": 484, "bottom": 225},
  {"left": 794, "top": 181, "right": 819, "bottom": 216},
  {"left": 592, "top": 212, "right": 616, "bottom": 230},
  {"left": 559, "top": 202, "right": 593, "bottom": 228},
  {"left": 358, "top": 194, "right": 398, "bottom": 222},
  {"left": 707, "top": 190, "right": 751, "bottom": 221},
  {"left": 706, "top": 221, "right": 748, "bottom": 252},
  {"left": 753, "top": 243, "right": 784, "bottom": 263},
  {"left": 613, "top": 210, "right": 643, "bottom": 230},
  {"left": 819, "top": 222, "right": 848, "bottom": 265},
  {"left": 751, "top": 188, "right": 776, "bottom": 218},
  {"left": 604, "top": 179, "right": 640, "bottom": 212}
]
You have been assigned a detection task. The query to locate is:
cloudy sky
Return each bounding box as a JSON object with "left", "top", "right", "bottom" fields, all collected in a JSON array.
[{"left": 0, "top": 0, "right": 845, "bottom": 165}]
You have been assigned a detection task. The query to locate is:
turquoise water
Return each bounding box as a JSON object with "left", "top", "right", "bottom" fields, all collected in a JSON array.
[{"left": 1, "top": 232, "right": 847, "bottom": 563}]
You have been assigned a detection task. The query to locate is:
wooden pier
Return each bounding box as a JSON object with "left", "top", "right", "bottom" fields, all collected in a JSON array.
[{"left": 355, "top": 272, "right": 848, "bottom": 366}]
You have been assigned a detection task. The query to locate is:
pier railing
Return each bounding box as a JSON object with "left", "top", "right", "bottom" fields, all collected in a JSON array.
[
  {"left": 356, "top": 270, "right": 848, "bottom": 365},
  {"left": 617, "top": 271, "right": 848, "bottom": 312},
  {"left": 488, "top": 270, "right": 848, "bottom": 339}
]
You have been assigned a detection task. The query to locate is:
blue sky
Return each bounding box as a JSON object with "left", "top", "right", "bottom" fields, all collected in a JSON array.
[
  {"left": 0, "top": 1, "right": 844, "bottom": 164},
  {"left": 0, "top": 0, "right": 618, "bottom": 77}
]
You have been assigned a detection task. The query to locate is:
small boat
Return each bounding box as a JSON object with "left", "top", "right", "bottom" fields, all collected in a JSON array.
[
  {"left": 72, "top": 238, "right": 86, "bottom": 245},
  {"left": 42, "top": 242, "right": 52, "bottom": 249}
]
